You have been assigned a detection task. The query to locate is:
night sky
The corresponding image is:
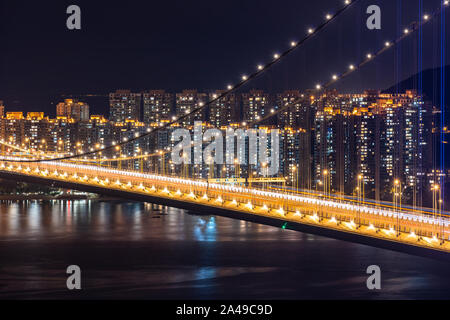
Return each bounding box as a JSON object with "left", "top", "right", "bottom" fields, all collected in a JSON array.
[{"left": 0, "top": 0, "right": 449, "bottom": 116}]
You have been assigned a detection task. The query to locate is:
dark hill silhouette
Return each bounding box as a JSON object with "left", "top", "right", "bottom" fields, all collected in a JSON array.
[
  {"left": 384, "top": 65, "right": 450, "bottom": 120},
  {"left": 384, "top": 66, "right": 450, "bottom": 168}
]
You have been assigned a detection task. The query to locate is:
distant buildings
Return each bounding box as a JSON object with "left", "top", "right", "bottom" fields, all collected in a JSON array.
[
  {"left": 2, "top": 112, "right": 25, "bottom": 146},
  {"left": 277, "top": 90, "right": 308, "bottom": 128},
  {"left": 0, "top": 101, "right": 5, "bottom": 118},
  {"left": 209, "top": 91, "right": 239, "bottom": 128},
  {"left": 242, "top": 90, "right": 271, "bottom": 124},
  {"left": 312, "top": 90, "right": 433, "bottom": 207},
  {"left": 109, "top": 90, "right": 141, "bottom": 122},
  {"left": 142, "top": 90, "right": 173, "bottom": 124},
  {"left": 0, "top": 88, "right": 441, "bottom": 207},
  {"left": 56, "top": 99, "right": 90, "bottom": 121},
  {"left": 175, "top": 90, "right": 207, "bottom": 127}
]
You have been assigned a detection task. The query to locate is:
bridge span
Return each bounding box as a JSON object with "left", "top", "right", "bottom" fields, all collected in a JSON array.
[{"left": 0, "top": 159, "right": 449, "bottom": 259}]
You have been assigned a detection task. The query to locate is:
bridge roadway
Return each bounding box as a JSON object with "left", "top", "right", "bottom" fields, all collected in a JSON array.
[{"left": 0, "top": 159, "right": 449, "bottom": 259}]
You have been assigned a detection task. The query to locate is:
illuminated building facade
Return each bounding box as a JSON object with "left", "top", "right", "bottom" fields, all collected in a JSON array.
[
  {"left": 242, "top": 90, "right": 271, "bottom": 124},
  {"left": 56, "top": 99, "right": 90, "bottom": 122},
  {"left": 175, "top": 90, "right": 207, "bottom": 127},
  {"left": 0, "top": 89, "right": 436, "bottom": 207},
  {"left": 143, "top": 90, "right": 173, "bottom": 124},
  {"left": 209, "top": 91, "right": 239, "bottom": 128},
  {"left": 313, "top": 90, "right": 432, "bottom": 204},
  {"left": 109, "top": 90, "right": 142, "bottom": 122},
  {"left": 0, "top": 101, "right": 4, "bottom": 118}
]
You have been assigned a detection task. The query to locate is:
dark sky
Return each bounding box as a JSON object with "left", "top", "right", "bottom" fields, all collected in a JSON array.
[{"left": 0, "top": 0, "right": 449, "bottom": 115}]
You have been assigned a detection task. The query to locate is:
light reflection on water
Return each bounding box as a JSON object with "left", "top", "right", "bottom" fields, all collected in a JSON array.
[
  {"left": 0, "top": 200, "right": 449, "bottom": 299},
  {"left": 194, "top": 217, "right": 217, "bottom": 242},
  {"left": 0, "top": 200, "right": 303, "bottom": 242}
]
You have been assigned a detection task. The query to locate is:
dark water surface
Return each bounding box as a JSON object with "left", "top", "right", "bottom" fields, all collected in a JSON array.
[{"left": 0, "top": 200, "right": 449, "bottom": 300}]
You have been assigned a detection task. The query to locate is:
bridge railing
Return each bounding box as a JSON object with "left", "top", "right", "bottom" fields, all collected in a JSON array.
[{"left": 1, "top": 158, "right": 449, "bottom": 242}]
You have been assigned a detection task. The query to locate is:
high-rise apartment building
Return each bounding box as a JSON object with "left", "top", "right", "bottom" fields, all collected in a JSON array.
[
  {"left": 50, "top": 117, "right": 77, "bottom": 153},
  {"left": 175, "top": 90, "right": 207, "bottom": 127},
  {"left": 209, "top": 91, "right": 239, "bottom": 128},
  {"left": 2, "top": 112, "right": 25, "bottom": 146},
  {"left": 277, "top": 90, "right": 310, "bottom": 128},
  {"left": 56, "top": 99, "right": 90, "bottom": 122},
  {"left": 0, "top": 88, "right": 436, "bottom": 208},
  {"left": 0, "top": 101, "right": 5, "bottom": 118},
  {"left": 242, "top": 90, "right": 271, "bottom": 124},
  {"left": 313, "top": 90, "right": 432, "bottom": 204},
  {"left": 142, "top": 90, "right": 173, "bottom": 124},
  {"left": 24, "top": 112, "right": 52, "bottom": 151}
]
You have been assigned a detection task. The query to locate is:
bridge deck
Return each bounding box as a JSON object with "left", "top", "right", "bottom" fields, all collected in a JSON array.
[{"left": 0, "top": 159, "right": 449, "bottom": 258}]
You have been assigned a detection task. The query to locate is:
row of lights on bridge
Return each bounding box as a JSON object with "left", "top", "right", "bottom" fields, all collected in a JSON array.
[
  {"left": 1, "top": 160, "right": 445, "bottom": 247},
  {"left": 315, "top": 1, "right": 449, "bottom": 91}
]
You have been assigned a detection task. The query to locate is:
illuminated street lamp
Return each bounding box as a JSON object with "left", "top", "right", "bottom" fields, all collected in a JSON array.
[
  {"left": 355, "top": 174, "right": 365, "bottom": 229},
  {"left": 431, "top": 184, "right": 442, "bottom": 241},
  {"left": 322, "top": 169, "right": 329, "bottom": 197},
  {"left": 393, "top": 179, "right": 402, "bottom": 236},
  {"left": 41, "top": 139, "right": 47, "bottom": 153},
  {"left": 291, "top": 165, "right": 298, "bottom": 193}
]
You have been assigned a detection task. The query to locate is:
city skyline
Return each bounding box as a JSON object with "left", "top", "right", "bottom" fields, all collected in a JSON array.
[
  {"left": 0, "top": 81, "right": 446, "bottom": 116},
  {"left": 0, "top": 88, "right": 447, "bottom": 211}
]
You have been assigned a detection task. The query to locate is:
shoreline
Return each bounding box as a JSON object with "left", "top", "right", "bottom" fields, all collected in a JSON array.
[{"left": 0, "top": 194, "right": 120, "bottom": 201}]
